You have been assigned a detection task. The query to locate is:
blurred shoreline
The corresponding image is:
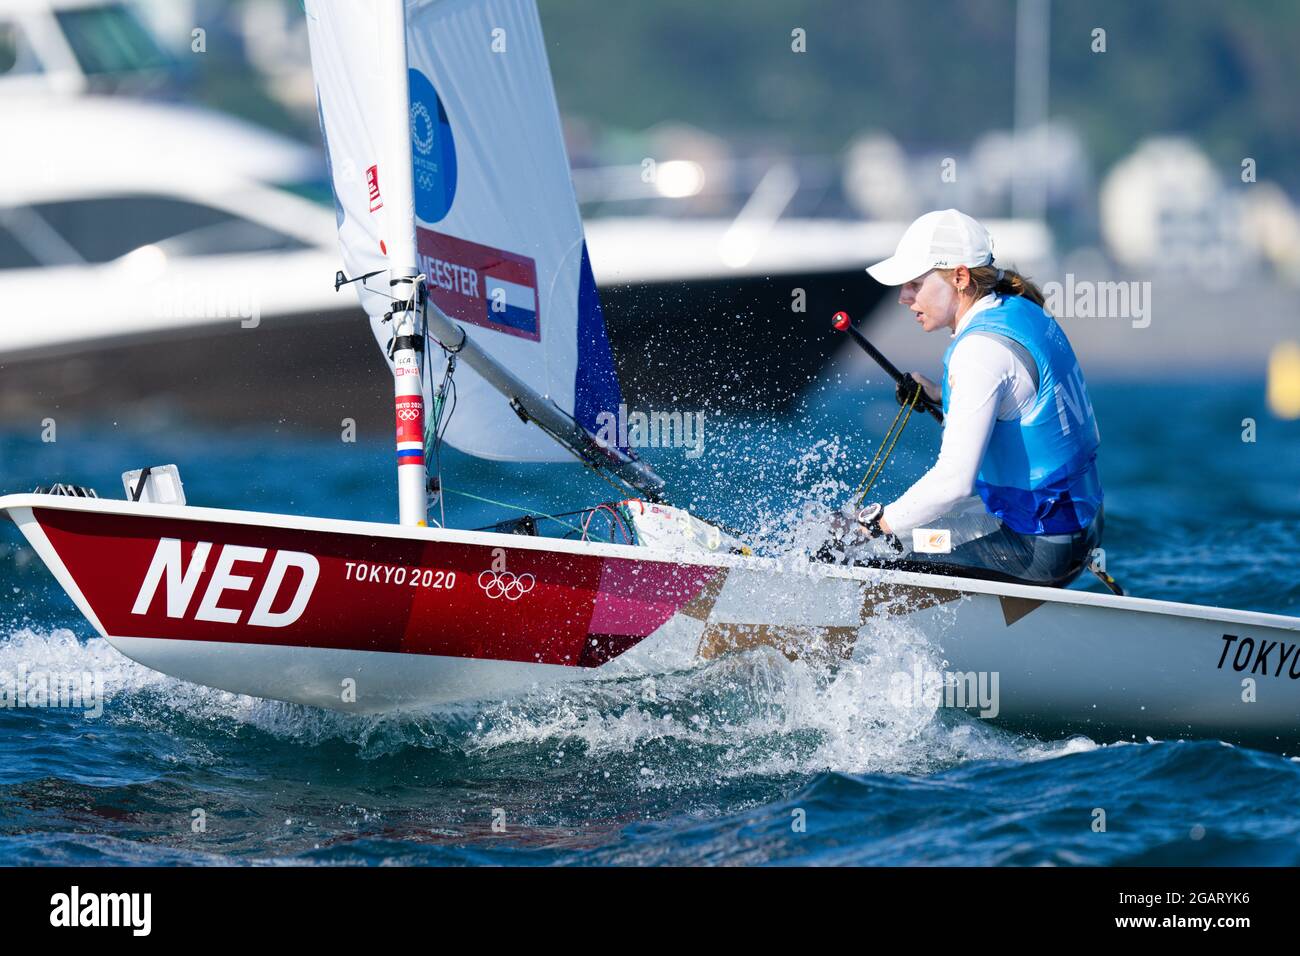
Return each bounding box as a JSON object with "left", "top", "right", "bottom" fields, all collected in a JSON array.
[{"left": 849, "top": 267, "right": 1297, "bottom": 384}]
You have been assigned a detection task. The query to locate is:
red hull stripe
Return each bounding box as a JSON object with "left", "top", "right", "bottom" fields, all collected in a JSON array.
[{"left": 34, "top": 508, "right": 724, "bottom": 669}]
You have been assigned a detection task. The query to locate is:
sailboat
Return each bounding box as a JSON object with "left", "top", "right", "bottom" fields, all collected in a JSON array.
[{"left": 4, "top": 0, "right": 1299, "bottom": 751}]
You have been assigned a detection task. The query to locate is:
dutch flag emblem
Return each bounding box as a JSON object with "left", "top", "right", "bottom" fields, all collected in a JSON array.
[{"left": 484, "top": 274, "right": 539, "bottom": 337}]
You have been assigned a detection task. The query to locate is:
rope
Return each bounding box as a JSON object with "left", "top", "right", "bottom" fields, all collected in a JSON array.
[
  {"left": 853, "top": 386, "right": 922, "bottom": 506},
  {"left": 525, "top": 411, "right": 646, "bottom": 502},
  {"left": 580, "top": 502, "right": 634, "bottom": 544},
  {"left": 421, "top": 295, "right": 456, "bottom": 529},
  {"left": 448, "top": 488, "right": 638, "bottom": 545},
  {"left": 443, "top": 487, "right": 586, "bottom": 535}
]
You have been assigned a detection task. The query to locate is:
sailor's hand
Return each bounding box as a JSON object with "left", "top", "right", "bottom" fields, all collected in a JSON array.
[
  {"left": 826, "top": 510, "right": 856, "bottom": 541},
  {"left": 856, "top": 503, "right": 904, "bottom": 552},
  {"left": 896, "top": 372, "right": 940, "bottom": 408},
  {"left": 818, "top": 502, "right": 902, "bottom": 561},
  {"left": 827, "top": 503, "right": 876, "bottom": 543}
]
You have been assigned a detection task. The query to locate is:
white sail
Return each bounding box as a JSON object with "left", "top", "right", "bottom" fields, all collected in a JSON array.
[
  {"left": 304, "top": 1, "right": 394, "bottom": 316},
  {"left": 306, "top": 0, "right": 624, "bottom": 463}
]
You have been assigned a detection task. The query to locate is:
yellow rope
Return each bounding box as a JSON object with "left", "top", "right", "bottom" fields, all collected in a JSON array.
[{"left": 853, "top": 386, "right": 922, "bottom": 506}]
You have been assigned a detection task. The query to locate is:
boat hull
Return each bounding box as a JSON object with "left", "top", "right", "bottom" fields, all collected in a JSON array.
[{"left": 5, "top": 494, "right": 1300, "bottom": 749}]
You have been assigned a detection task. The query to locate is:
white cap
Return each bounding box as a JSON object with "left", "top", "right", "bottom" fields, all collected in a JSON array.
[{"left": 866, "top": 209, "right": 994, "bottom": 285}]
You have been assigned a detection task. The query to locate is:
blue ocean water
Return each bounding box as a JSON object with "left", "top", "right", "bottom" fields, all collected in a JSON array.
[{"left": 1, "top": 378, "right": 1298, "bottom": 866}]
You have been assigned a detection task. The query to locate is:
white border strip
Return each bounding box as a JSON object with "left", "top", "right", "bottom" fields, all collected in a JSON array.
[{"left": 6, "top": 505, "right": 110, "bottom": 638}]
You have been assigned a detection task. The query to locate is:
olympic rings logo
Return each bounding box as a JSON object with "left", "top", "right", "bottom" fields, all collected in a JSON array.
[
  {"left": 478, "top": 570, "right": 535, "bottom": 600},
  {"left": 411, "top": 102, "right": 435, "bottom": 156},
  {"left": 397, "top": 408, "right": 420, "bottom": 421}
]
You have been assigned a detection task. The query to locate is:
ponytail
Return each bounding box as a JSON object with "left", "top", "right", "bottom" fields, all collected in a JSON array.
[
  {"left": 941, "top": 264, "right": 1046, "bottom": 309},
  {"left": 972, "top": 264, "right": 1045, "bottom": 308}
]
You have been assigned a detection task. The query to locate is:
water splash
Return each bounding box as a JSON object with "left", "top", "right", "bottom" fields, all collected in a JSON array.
[{"left": 1, "top": 619, "right": 1063, "bottom": 781}]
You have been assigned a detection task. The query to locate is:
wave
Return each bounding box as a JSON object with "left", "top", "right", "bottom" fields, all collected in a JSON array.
[{"left": 1, "top": 620, "right": 1093, "bottom": 783}]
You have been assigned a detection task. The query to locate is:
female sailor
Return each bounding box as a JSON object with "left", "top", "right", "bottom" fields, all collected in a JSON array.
[{"left": 848, "top": 208, "right": 1104, "bottom": 586}]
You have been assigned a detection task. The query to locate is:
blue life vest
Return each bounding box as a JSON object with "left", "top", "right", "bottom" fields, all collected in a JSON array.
[{"left": 941, "top": 295, "right": 1103, "bottom": 535}]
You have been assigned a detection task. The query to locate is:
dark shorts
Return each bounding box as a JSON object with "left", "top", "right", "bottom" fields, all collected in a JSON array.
[{"left": 878, "top": 497, "right": 1104, "bottom": 587}]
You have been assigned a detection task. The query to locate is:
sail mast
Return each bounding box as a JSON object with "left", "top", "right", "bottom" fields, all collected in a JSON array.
[{"left": 377, "top": 0, "right": 427, "bottom": 526}]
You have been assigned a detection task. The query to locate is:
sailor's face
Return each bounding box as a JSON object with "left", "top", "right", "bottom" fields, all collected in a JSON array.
[{"left": 898, "top": 270, "right": 958, "bottom": 332}]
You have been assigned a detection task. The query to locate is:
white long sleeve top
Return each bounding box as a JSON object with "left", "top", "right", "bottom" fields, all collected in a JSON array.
[{"left": 883, "top": 294, "right": 1040, "bottom": 537}]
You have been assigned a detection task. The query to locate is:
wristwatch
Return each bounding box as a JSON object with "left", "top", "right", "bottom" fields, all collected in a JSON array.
[
  {"left": 856, "top": 502, "right": 886, "bottom": 538},
  {"left": 856, "top": 502, "right": 903, "bottom": 552}
]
